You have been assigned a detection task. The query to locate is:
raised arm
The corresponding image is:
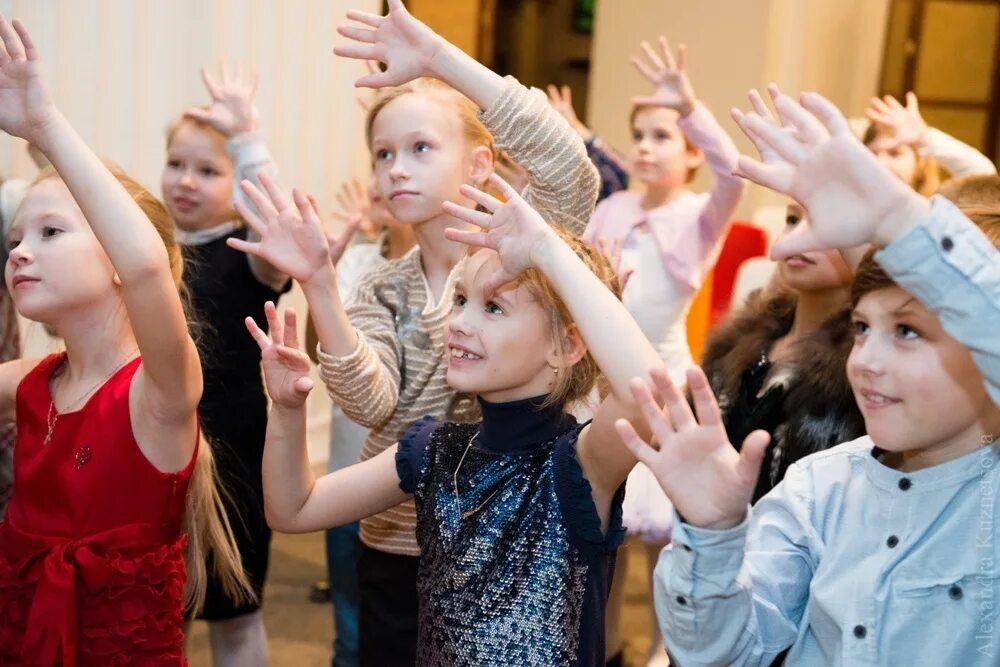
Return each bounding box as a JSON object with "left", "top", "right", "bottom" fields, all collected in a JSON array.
[
  {"left": 0, "top": 18, "right": 201, "bottom": 435},
  {"left": 185, "top": 63, "right": 289, "bottom": 291},
  {"left": 248, "top": 301, "right": 408, "bottom": 533},
  {"left": 334, "top": 0, "right": 599, "bottom": 233},
  {"left": 444, "top": 174, "right": 664, "bottom": 510}
]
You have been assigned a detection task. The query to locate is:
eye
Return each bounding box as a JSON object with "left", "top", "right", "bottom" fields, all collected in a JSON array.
[
  {"left": 42, "top": 226, "right": 62, "bottom": 239},
  {"left": 631, "top": 130, "right": 642, "bottom": 142},
  {"left": 167, "top": 159, "right": 182, "bottom": 169},
  {"left": 852, "top": 319, "right": 869, "bottom": 337},
  {"left": 452, "top": 293, "right": 467, "bottom": 309},
  {"left": 5, "top": 238, "right": 19, "bottom": 251},
  {"left": 200, "top": 167, "right": 219, "bottom": 177},
  {"left": 375, "top": 149, "right": 392, "bottom": 161},
  {"left": 485, "top": 301, "right": 504, "bottom": 315},
  {"left": 785, "top": 214, "right": 801, "bottom": 226},
  {"left": 413, "top": 141, "right": 430, "bottom": 154},
  {"left": 896, "top": 323, "right": 919, "bottom": 340},
  {"left": 653, "top": 130, "right": 670, "bottom": 141}
]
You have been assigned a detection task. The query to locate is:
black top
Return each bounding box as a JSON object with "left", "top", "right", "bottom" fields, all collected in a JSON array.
[{"left": 396, "top": 396, "right": 625, "bottom": 666}]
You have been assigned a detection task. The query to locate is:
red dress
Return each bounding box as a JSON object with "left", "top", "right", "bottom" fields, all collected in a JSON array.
[{"left": 0, "top": 353, "right": 195, "bottom": 666}]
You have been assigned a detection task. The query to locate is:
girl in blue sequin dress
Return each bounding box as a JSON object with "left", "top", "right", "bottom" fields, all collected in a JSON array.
[{"left": 243, "top": 172, "right": 671, "bottom": 666}]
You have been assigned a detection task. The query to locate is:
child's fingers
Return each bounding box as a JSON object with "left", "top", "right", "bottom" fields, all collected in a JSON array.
[
  {"left": 354, "top": 70, "right": 396, "bottom": 89},
  {"left": 868, "top": 96, "right": 892, "bottom": 116},
  {"left": 333, "top": 42, "right": 381, "bottom": 63},
  {"left": 630, "top": 377, "right": 675, "bottom": 441},
  {"left": 651, "top": 367, "right": 696, "bottom": 431},
  {"left": 264, "top": 301, "right": 284, "bottom": 344},
  {"left": 904, "top": 91, "right": 919, "bottom": 112},
  {"left": 365, "top": 59, "right": 380, "bottom": 74},
  {"left": 561, "top": 84, "right": 572, "bottom": 104},
  {"left": 685, "top": 366, "right": 724, "bottom": 428},
  {"left": 0, "top": 17, "right": 25, "bottom": 61},
  {"left": 442, "top": 201, "right": 492, "bottom": 228},
  {"left": 11, "top": 19, "right": 36, "bottom": 61},
  {"left": 183, "top": 107, "right": 214, "bottom": 124},
  {"left": 746, "top": 89, "right": 777, "bottom": 126},
  {"left": 675, "top": 43, "right": 687, "bottom": 71},
  {"left": 199, "top": 66, "right": 222, "bottom": 99},
  {"left": 487, "top": 172, "right": 520, "bottom": 203},
  {"left": 482, "top": 269, "right": 519, "bottom": 300},
  {"left": 234, "top": 194, "right": 272, "bottom": 235},
  {"left": 226, "top": 235, "right": 262, "bottom": 257},
  {"left": 742, "top": 114, "right": 804, "bottom": 164},
  {"left": 640, "top": 41, "right": 666, "bottom": 72},
  {"left": 240, "top": 179, "right": 280, "bottom": 221},
  {"left": 736, "top": 429, "right": 771, "bottom": 484},
  {"left": 884, "top": 94, "right": 904, "bottom": 111},
  {"left": 339, "top": 25, "right": 377, "bottom": 44},
  {"left": 459, "top": 182, "right": 503, "bottom": 212},
  {"left": 615, "top": 418, "right": 659, "bottom": 468},
  {"left": 630, "top": 57, "right": 659, "bottom": 84},
  {"left": 769, "top": 226, "right": 821, "bottom": 260},
  {"left": 282, "top": 307, "right": 299, "bottom": 349},
  {"left": 772, "top": 94, "right": 827, "bottom": 145},
  {"left": 345, "top": 9, "right": 383, "bottom": 27},
  {"left": 657, "top": 36, "right": 677, "bottom": 70},
  {"left": 244, "top": 316, "right": 271, "bottom": 351},
  {"left": 800, "top": 91, "right": 850, "bottom": 136},
  {"left": 546, "top": 84, "right": 559, "bottom": 102},
  {"left": 732, "top": 155, "right": 792, "bottom": 194},
  {"left": 293, "top": 376, "right": 315, "bottom": 396},
  {"left": 258, "top": 172, "right": 291, "bottom": 212},
  {"left": 292, "top": 188, "right": 323, "bottom": 227},
  {"left": 443, "top": 227, "right": 490, "bottom": 249}
]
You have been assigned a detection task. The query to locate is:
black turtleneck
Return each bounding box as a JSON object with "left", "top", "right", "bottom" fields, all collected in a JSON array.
[{"left": 476, "top": 395, "right": 578, "bottom": 453}]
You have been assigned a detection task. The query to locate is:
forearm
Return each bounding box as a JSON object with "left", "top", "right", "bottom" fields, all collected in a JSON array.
[
  {"left": 920, "top": 128, "right": 997, "bottom": 177},
  {"left": 262, "top": 403, "right": 317, "bottom": 531},
  {"left": 35, "top": 113, "right": 169, "bottom": 278},
  {"left": 302, "top": 265, "right": 360, "bottom": 358},
  {"left": 427, "top": 41, "right": 506, "bottom": 111}
]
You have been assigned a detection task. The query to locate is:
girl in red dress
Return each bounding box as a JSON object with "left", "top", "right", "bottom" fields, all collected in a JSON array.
[{"left": 0, "top": 17, "right": 250, "bottom": 666}]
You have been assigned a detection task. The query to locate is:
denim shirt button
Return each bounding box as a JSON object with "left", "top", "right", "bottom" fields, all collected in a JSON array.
[{"left": 853, "top": 625, "right": 867, "bottom": 639}]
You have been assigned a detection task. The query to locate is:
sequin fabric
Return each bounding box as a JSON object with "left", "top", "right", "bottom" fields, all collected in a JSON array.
[{"left": 412, "top": 420, "right": 594, "bottom": 666}]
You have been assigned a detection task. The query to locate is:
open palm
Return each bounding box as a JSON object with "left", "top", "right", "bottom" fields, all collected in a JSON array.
[
  {"left": 185, "top": 63, "right": 258, "bottom": 137},
  {"left": 616, "top": 367, "right": 770, "bottom": 530},
  {"left": 247, "top": 302, "right": 314, "bottom": 409},
  {"left": 0, "top": 18, "right": 57, "bottom": 143},
  {"left": 227, "top": 172, "right": 332, "bottom": 284},
  {"left": 443, "top": 173, "right": 557, "bottom": 295},
  {"left": 631, "top": 37, "right": 696, "bottom": 116},
  {"left": 334, "top": 0, "right": 443, "bottom": 88}
]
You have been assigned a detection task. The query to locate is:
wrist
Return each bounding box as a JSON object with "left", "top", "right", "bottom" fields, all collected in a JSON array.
[
  {"left": 874, "top": 189, "right": 931, "bottom": 247},
  {"left": 528, "top": 227, "right": 567, "bottom": 270},
  {"left": 689, "top": 510, "right": 746, "bottom": 531},
  {"left": 302, "top": 261, "right": 338, "bottom": 296},
  {"left": 423, "top": 36, "right": 455, "bottom": 81},
  {"left": 29, "top": 109, "right": 69, "bottom": 155},
  {"left": 677, "top": 98, "right": 696, "bottom": 118}
]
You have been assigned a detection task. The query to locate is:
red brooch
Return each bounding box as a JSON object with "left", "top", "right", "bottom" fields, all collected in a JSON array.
[{"left": 74, "top": 445, "right": 92, "bottom": 470}]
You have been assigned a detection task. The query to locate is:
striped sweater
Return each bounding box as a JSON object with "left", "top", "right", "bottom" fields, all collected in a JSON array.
[{"left": 317, "top": 76, "right": 599, "bottom": 556}]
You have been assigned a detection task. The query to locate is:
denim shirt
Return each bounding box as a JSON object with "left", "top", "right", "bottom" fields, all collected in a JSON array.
[
  {"left": 655, "top": 436, "right": 1000, "bottom": 666},
  {"left": 875, "top": 195, "right": 1000, "bottom": 404}
]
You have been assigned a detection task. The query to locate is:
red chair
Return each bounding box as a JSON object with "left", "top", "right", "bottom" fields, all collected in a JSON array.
[{"left": 708, "top": 221, "right": 769, "bottom": 325}]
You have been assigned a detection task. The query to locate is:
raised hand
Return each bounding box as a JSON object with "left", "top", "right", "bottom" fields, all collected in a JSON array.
[
  {"left": 333, "top": 0, "right": 444, "bottom": 88},
  {"left": 546, "top": 84, "right": 590, "bottom": 137},
  {"left": 442, "top": 172, "right": 559, "bottom": 296},
  {"left": 865, "top": 92, "right": 928, "bottom": 148},
  {"left": 730, "top": 85, "right": 930, "bottom": 257},
  {"left": 226, "top": 172, "right": 333, "bottom": 284},
  {"left": 247, "top": 302, "right": 314, "bottom": 409},
  {"left": 184, "top": 62, "right": 259, "bottom": 137},
  {"left": 332, "top": 178, "right": 376, "bottom": 239},
  {"left": 0, "top": 17, "right": 58, "bottom": 144},
  {"left": 595, "top": 236, "right": 633, "bottom": 294},
  {"left": 615, "top": 367, "right": 770, "bottom": 530},
  {"left": 630, "top": 37, "right": 696, "bottom": 116}
]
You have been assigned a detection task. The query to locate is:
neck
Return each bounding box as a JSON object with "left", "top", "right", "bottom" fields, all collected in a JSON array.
[
  {"left": 785, "top": 287, "right": 849, "bottom": 341},
  {"left": 412, "top": 212, "right": 472, "bottom": 300},
  {"left": 639, "top": 181, "right": 686, "bottom": 210},
  {"left": 386, "top": 224, "right": 416, "bottom": 260},
  {"left": 54, "top": 302, "right": 137, "bottom": 384},
  {"left": 477, "top": 394, "right": 575, "bottom": 452}
]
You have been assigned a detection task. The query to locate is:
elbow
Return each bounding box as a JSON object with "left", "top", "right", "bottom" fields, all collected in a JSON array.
[{"left": 263, "top": 505, "right": 300, "bottom": 534}]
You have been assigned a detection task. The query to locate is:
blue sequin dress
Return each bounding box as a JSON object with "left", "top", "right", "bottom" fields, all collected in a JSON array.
[{"left": 396, "top": 396, "right": 625, "bottom": 667}]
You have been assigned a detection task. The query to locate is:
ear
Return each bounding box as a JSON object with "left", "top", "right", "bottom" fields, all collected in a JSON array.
[
  {"left": 112, "top": 271, "right": 123, "bottom": 287},
  {"left": 468, "top": 145, "right": 495, "bottom": 187},
  {"left": 683, "top": 144, "right": 705, "bottom": 175},
  {"left": 546, "top": 323, "right": 587, "bottom": 371}
]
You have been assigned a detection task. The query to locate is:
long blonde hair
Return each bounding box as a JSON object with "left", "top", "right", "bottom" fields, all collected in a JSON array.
[{"left": 33, "top": 165, "right": 254, "bottom": 613}]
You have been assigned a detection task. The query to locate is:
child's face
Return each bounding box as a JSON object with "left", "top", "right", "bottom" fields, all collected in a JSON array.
[
  {"left": 445, "top": 250, "right": 562, "bottom": 402},
  {"left": 630, "top": 107, "right": 702, "bottom": 189},
  {"left": 4, "top": 179, "right": 117, "bottom": 324},
  {"left": 866, "top": 134, "right": 919, "bottom": 188},
  {"left": 776, "top": 203, "right": 852, "bottom": 293},
  {"left": 370, "top": 93, "right": 488, "bottom": 226},
  {"left": 847, "top": 286, "right": 999, "bottom": 470},
  {"left": 161, "top": 123, "right": 234, "bottom": 232}
]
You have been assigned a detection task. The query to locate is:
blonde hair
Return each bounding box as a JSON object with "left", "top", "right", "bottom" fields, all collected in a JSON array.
[
  {"left": 862, "top": 123, "right": 940, "bottom": 196},
  {"left": 32, "top": 165, "right": 254, "bottom": 614},
  {"left": 503, "top": 227, "right": 621, "bottom": 408},
  {"left": 365, "top": 78, "right": 498, "bottom": 165}
]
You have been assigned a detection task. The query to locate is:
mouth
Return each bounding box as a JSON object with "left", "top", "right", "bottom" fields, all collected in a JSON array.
[
  {"left": 448, "top": 344, "right": 483, "bottom": 362},
  {"left": 390, "top": 190, "right": 418, "bottom": 201},
  {"left": 784, "top": 254, "right": 816, "bottom": 266},
  {"left": 171, "top": 196, "right": 198, "bottom": 212},
  {"left": 858, "top": 389, "right": 901, "bottom": 410},
  {"left": 11, "top": 275, "right": 39, "bottom": 289}
]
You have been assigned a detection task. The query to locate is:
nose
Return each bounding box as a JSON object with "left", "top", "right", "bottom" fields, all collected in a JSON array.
[
  {"left": 388, "top": 155, "right": 410, "bottom": 181},
  {"left": 848, "top": 332, "right": 885, "bottom": 378},
  {"left": 7, "top": 241, "right": 31, "bottom": 265},
  {"left": 446, "top": 307, "right": 475, "bottom": 339},
  {"left": 178, "top": 168, "right": 196, "bottom": 188}
]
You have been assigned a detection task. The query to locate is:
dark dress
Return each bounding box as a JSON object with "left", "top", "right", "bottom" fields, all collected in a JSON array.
[
  {"left": 396, "top": 396, "right": 625, "bottom": 667},
  {"left": 182, "top": 227, "right": 290, "bottom": 620}
]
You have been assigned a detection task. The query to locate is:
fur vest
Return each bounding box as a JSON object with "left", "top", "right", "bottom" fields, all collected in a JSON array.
[{"left": 701, "top": 290, "right": 866, "bottom": 502}]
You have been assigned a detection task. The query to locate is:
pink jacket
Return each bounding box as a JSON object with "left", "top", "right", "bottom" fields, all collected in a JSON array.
[{"left": 583, "top": 102, "right": 745, "bottom": 293}]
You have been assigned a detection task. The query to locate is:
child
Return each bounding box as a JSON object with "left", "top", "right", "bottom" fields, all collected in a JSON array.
[
  {"left": 620, "top": 88, "right": 1000, "bottom": 665},
  {"left": 582, "top": 37, "right": 745, "bottom": 666},
  {"left": 162, "top": 63, "right": 290, "bottom": 664},
  {"left": 0, "top": 17, "right": 248, "bottom": 665},
  {"left": 864, "top": 91, "right": 996, "bottom": 196},
  {"left": 700, "top": 197, "right": 863, "bottom": 503},
  {"left": 234, "top": 1, "right": 598, "bottom": 660},
  {"left": 240, "top": 171, "right": 662, "bottom": 666}
]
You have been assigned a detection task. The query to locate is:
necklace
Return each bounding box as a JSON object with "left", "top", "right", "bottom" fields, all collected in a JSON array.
[
  {"left": 452, "top": 429, "right": 502, "bottom": 520},
  {"left": 43, "top": 351, "right": 138, "bottom": 446}
]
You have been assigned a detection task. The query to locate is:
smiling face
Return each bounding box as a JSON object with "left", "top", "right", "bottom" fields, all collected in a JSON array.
[
  {"left": 445, "top": 250, "right": 574, "bottom": 402},
  {"left": 369, "top": 91, "right": 492, "bottom": 226},
  {"left": 847, "top": 285, "right": 999, "bottom": 470},
  {"left": 4, "top": 178, "right": 118, "bottom": 325},
  {"left": 629, "top": 106, "right": 703, "bottom": 190},
  {"left": 776, "top": 202, "right": 853, "bottom": 293},
  {"left": 161, "top": 121, "right": 235, "bottom": 232}
]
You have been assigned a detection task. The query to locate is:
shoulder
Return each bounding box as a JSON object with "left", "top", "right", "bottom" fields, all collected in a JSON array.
[{"left": 785, "top": 436, "right": 875, "bottom": 493}]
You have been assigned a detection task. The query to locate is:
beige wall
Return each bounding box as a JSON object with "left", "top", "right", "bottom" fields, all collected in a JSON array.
[
  {"left": 409, "top": 0, "right": 482, "bottom": 58},
  {"left": 588, "top": 0, "right": 891, "bottom": 218},
  {"left": 1, "top": 0, "right": 382, "bottom": 463}
]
